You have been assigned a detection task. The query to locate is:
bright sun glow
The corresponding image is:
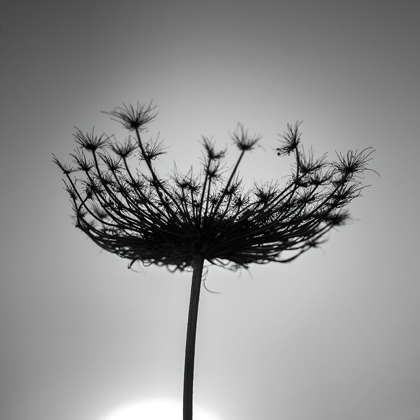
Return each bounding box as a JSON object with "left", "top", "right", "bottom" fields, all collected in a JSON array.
[{"left": 100, "top": 400, "right": 221, "bottom": 420}]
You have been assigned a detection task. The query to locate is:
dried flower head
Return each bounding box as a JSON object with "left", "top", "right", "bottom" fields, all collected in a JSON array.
[{"left": 54, "top": 103, "right": 378, "bottom": 274}]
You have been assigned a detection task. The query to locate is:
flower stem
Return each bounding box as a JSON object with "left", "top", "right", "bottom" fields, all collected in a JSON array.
[{"left": 183, "top": 254, "right": 205, "bottom": 420}]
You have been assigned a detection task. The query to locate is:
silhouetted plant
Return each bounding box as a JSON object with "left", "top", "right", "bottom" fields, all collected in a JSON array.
[{"left": 53, "top": 102, "right": 378, "bottom": 420}]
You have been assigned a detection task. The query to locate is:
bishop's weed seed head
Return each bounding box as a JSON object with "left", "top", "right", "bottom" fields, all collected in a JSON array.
[{"left": 54, "top": 103, "right": 378, "bottom": 273}]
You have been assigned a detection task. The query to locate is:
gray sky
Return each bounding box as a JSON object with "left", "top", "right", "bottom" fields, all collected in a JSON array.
[{"left": 1, "top": 1, "right": 419, "bottom": 419}]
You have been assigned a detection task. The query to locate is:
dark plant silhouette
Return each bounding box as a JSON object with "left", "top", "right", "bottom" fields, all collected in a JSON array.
[{"left": 53, "top": 102, "right": 378, "bottom": 420}]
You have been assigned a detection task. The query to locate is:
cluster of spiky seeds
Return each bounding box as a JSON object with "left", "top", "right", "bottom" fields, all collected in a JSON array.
[{"left": 54, "top": 102, "right": 377, "bottom": 272}]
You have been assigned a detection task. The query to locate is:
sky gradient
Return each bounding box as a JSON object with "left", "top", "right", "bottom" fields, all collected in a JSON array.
[{"left": 1, "top": 1, "right": 420, "bottom": 420}]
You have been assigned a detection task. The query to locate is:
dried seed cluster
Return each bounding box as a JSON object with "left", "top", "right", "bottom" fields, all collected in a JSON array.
[{"left": 54, "top": 103, "right": 377, "bottom": 272}]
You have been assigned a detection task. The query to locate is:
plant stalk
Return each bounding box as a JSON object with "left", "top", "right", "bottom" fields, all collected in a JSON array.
[{"left": 183, "top": 254, "right": 205, "bottom": 420}]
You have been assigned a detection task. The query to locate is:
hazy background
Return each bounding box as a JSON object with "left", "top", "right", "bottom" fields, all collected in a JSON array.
[{"left": 1, "top": 1, "right": 419, "bottom": 419}]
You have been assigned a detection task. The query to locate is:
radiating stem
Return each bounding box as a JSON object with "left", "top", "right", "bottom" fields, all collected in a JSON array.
[{"left": 183, "top": 254, "right": 205, "bottom": 420}]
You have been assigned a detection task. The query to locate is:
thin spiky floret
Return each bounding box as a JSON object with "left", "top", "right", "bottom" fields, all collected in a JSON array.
[
  {"left": 333, "top": 147, "right": 379, "bottom": 181},
  {"left": 230, "top": 124, "right": 261, "bottom": 151},
  {"left": 70, "top": 149, "right": 94, "bottom": 172},
  {"left": 109, "top": 137, "right": 138, "bottom": 158},
  {"left": 276, "top": 121, "right": 302, "bottom": 156},
  {"left": 52, "top": 154, "right": 77, "bottom": 175},
  {"left": 73, "top": 128, "right": 111, "bottom": 151},
  {"left": 201, "top": 136, "right": 227, "bottom": 160},
  {"left": 140, "top": 135, "right": 168, "bottom": 160},
  {"left": 102, "top": 102, "right": 158, "bottom": 131},
  {"left": 297, "top": 147, "right": 328, "bottom": 175}
]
